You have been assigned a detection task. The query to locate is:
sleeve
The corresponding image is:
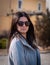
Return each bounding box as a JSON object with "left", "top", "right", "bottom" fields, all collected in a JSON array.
[
  {"left": 36, "top": 49, "right": 41, "bottom": 65},
  {"left": 8, "top": 51, "right": 14, "bottom": 65},
  {"left": 8, "top": 38, "right": 20, "bottom": 65}
]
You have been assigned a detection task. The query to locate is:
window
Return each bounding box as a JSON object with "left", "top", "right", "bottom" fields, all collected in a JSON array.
[
  {"left": 37, "top": 2, "right": 42, "bottom": 12},
  {"left": 18, "top": 0, "right": 22, "bottom": 11}
]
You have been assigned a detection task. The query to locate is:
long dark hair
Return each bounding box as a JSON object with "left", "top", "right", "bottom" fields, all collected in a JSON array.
[{"left": 8, "top": 11, "right": 37, "bottom": 49}]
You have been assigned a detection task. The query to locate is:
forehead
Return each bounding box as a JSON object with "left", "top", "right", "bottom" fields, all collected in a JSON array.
[{"left": 19, "top": 16, "right": 28, "bottom": 21}]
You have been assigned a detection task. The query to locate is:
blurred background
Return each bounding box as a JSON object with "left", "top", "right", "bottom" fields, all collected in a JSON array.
[{"left": 0, "top": 0, "right": 50, "bottom": 65}]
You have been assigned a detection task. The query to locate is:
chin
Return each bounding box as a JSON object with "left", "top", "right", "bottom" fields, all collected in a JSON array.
[{"left": 21, "top": 31, "right": 27, "bottom": 34}]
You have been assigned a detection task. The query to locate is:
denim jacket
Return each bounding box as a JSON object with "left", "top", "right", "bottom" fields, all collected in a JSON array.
[{"left": 8, "top": 35, "right": 41, "bottom": 65}]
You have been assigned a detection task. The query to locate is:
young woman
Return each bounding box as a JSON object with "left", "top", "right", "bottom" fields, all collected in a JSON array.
[{"left": 8, "top": 11, "right": 41, "bottom": 65}]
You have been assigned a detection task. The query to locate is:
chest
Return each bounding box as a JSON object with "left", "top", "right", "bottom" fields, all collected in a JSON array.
[
  {"left": 17, "top": 43, "right": 37, "bottom": 65},
  {"left": 23, "top": 46, "right": 37, "bottom": 65}
]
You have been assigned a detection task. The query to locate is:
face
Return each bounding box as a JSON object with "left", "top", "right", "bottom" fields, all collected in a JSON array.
[{"left": 17, "top": 16, "right": 30, "bottom": 34}]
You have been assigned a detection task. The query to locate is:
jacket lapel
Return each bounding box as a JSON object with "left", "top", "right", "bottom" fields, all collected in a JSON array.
[{"left": 19, "top": 36, "right": 35, "bottom": 51}]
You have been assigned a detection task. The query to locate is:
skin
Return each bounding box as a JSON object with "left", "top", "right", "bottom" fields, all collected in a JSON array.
[{"left": 17, "top": 16, "right": 29, "bottom": 38}]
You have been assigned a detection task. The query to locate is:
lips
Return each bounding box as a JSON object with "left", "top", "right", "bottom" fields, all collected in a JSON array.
[{"left": 22, "top": 29, "right": 26, "bottom": 30}]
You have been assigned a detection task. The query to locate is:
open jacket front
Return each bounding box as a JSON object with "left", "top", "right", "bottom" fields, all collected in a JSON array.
[{"left": 8, "top": 35, "right": 41, "bottom": 65}]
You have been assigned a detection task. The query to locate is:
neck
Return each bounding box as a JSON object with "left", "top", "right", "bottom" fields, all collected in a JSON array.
[{"left": 22, "top": 33, "right": 26, "bottom": 39}]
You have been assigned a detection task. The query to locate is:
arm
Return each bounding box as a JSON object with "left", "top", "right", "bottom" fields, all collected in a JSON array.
[
  {"left": 36, "top": 49, "right": 41, "bottom": 65},
  {"left": 8, "top": 38, "right": 20, "bottom": 65}
]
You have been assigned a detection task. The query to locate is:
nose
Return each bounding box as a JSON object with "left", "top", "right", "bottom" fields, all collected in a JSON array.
[{"left": 23, "top": 23, "right": 25, "bottom": 26}]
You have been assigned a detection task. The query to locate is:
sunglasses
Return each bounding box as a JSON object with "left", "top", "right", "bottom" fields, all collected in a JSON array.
[{"left": 17, "top": 21, "right": 30, "bottom": 26}]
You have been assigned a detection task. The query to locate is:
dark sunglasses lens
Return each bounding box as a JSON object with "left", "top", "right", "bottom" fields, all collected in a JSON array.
[
  {"left": 17, "top": 22, "right": 23, "bottom": 26},
  {"left": 17, "top": 21, "right": 30, "bottom": 26},
  {"left": 25, "top": 22, "right": 30, "bottom": 26}
]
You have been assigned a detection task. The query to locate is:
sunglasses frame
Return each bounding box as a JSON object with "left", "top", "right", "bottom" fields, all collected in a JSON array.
[{"left": 17, "top": 21, "right": 30, "bottom": 26}]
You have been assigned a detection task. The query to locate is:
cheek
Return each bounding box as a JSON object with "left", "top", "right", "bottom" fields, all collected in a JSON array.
[
  {"left": 17, "top": 25, "right": 20, "bottom": 31},
  {"left": 27, "top": 27, "right": 29, "bottom": 31}
]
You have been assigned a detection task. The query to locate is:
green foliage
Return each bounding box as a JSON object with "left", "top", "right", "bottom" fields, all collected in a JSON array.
[
  {"left": 0, "top": 38, "right": 8, "bottom": 49},
  {"left": 35, "top": 9, "right": 50, "bottom": 48}
]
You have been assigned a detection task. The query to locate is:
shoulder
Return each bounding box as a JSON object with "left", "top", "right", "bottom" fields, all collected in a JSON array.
[
  {"left": 36, "top": 48, "right": 41, "bottom": 57},
  {"left": 11, "top": 37, "right": 19, "bottom": 45},
  {"left": 36, "top": 48, "right": 40, "bottom": 53},
  {"left": 9, "top": 37, "right": 20, "bottom": 51},
  {"left": 12, "top": 37, "right": 19, "bottom": 43}
]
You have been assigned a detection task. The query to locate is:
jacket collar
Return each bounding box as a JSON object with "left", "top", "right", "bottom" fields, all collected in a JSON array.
[{"left": 19, "top": 35, "right": 35, "bottom": 51}]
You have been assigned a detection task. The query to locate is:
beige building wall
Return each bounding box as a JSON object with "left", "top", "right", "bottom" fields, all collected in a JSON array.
[
  {"left": 0, "top": 16, "right": 12, "bottom": 33},
  {"left": 0, "top": 0, "right": 46, "bottom": 34},
  {"left": 10, "top": 0, "right": 46, "bottom": 12}
]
